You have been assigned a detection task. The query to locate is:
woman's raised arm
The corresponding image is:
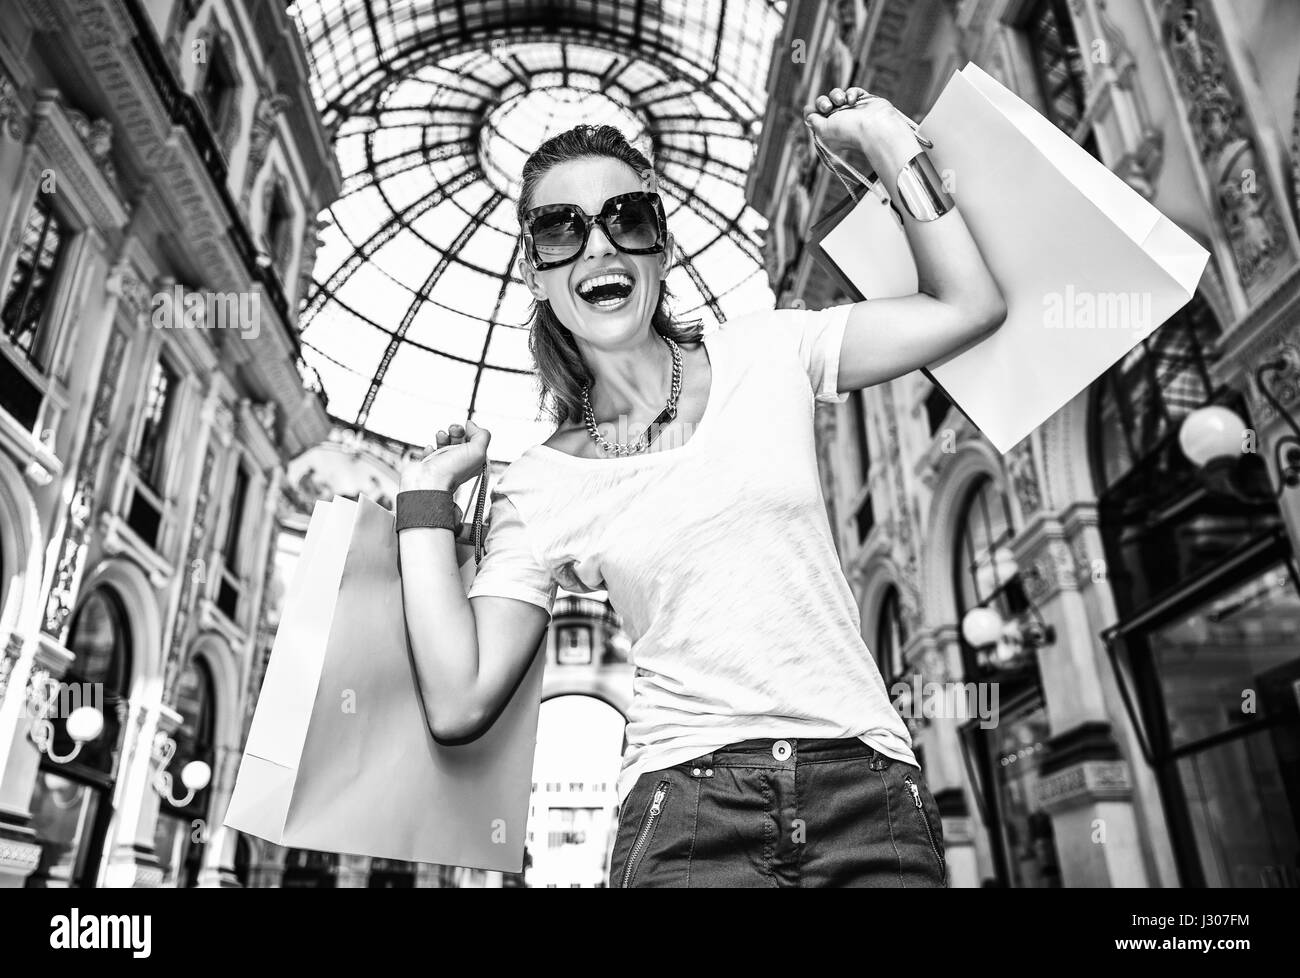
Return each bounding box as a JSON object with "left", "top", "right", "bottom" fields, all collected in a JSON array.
[
  {"left": 398, "top": 421, "right": 550, "bottom": 742},
  {"left": 805, "top": 86, "right": 1008, "bottom": 391}
]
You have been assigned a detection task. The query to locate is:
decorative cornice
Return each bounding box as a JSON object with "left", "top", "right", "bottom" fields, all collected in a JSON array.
[{"left": 30, "top": 92, "right": 129, "bottom": 229}]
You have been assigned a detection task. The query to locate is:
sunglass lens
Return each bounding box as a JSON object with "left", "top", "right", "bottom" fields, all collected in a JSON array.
[
  {"left": 607, "top": 199, "right": 661, "bottom": 251},
  {"left": 531, "top": 210, "right": 584, "bottom": 264}
]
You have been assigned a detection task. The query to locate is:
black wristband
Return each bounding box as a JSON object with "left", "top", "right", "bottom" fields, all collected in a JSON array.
[{"left": 395, "top": 489, "right": 463, "bottom": 533}]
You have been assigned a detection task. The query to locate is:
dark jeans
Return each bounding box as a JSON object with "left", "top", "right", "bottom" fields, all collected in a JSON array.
[{"left": 609, "top": 737, "right": 948, "bottom": 887}]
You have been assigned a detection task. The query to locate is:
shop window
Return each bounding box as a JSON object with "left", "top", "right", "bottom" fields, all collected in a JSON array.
[
  {"left": 126, "top": 354, "right": 180, "bottom": 550},
  {"left": 198, "top": 33, "right": 237, "bottom": 143},
  {"left": 1025, "top": 0, "right": 1089, "bottom": 135},
  {"left": 1, "top": 190, "right": 69, "bottom": 431},
  {"left": 26, "top": 588, "right": 132, "bottom": 888},
  {"left": 1093, "top": 296, "right": 1279, "bottom": 613},
  {"left": 134, "top": 355, "right": 179, "bottom": 494},
  {"left": 1, "top": 189, "right": 67, "bottom": 370},
  {"left": 1094, "top": 295, "right": 1300, "bottom": 886},
  {"left": 217, "top": 462, "right": 250, "bottom": 621},
  {"left": 952, "top": 477, "right": 1061, "bottom": 887},
  {"left": 263, "top": 178, "right": 294, "bottom": 277}
]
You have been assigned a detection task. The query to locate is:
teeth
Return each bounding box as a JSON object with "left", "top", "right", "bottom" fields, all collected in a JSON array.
[{"left": 577, "top": 272, "right": 633, "bottom": 298}]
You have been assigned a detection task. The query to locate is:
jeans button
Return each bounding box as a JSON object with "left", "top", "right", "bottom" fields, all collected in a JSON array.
[{"left": 772, "top": 739, "right": 792, "bottom": 761}]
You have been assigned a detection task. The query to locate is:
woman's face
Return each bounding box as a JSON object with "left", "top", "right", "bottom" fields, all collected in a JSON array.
[{"left": 519, "top": 156, "right": 672, "bottom": 347}]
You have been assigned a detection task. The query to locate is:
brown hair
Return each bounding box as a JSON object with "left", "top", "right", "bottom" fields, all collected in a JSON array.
[{"left": 515, "top": 124, "right": 703, "bottom": 428}]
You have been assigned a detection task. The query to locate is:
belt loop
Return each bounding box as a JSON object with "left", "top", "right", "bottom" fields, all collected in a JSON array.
[
  {"left": 690, "top": 751, "right": 716, "bottom": 778},
  {"left": 869, "top": 749, "right": 888, "bottom": 772}
]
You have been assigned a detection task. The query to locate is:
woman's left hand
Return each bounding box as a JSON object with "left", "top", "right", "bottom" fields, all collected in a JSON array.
[{"left": 804, "top": 86, "right": 922, "bottom": 173}]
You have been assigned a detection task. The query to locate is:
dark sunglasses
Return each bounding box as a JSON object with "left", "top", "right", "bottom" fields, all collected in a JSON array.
[{"left": 522, "top": 191, "right": 667, "bottom": 270}]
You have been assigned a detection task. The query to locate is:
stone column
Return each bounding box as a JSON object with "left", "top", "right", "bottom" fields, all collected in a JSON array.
[
  {"left": 99, "top": 701, "right": 182, "bottom": 888},
  {"left": 194, "top": 743, "right": 243, "bottom": 887},
  {"left": 1013, "top": 514, "right": 1151, "bottom": 887},
  {"left": 0, "top": 633, "right": 74, "bottom": 887}
]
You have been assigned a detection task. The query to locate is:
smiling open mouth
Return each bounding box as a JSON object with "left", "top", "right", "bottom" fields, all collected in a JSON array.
[{"left": 576, "top": 271, "right": 635, "bottom": 308}]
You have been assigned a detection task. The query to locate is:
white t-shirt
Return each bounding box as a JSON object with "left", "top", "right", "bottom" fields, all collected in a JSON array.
[{"left": 466, "top": 304, "right": 917, "bottom": 803}]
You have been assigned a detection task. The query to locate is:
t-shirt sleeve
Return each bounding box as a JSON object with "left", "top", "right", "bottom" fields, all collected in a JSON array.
[
  {"left": 768, "top": 304, "right": 853, "bottom": 404},
  {"left": 464, "top": 489, "right": 558, "bottom": 615}
]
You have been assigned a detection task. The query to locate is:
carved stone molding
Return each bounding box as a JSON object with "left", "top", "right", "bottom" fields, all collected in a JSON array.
[
  {"left": 42, "top": 328, "right": 128, "bottom": 638},
  {"left": 0, "top": 70, "right": 27, "bottom": 141},
  {"left": 62, "top": 105, "right": 118, "bottom": 186},
  {"left": 0, "top": 633, "right": 23, "bottom": 702},
  {"left": 162, "top": 443, "right": 218, "bottom": 701},
  {"left": 1021, "top": 537, "right": 1079, "bottom": 604},
  {"left": 1007, "top": 438, "right": 1042, "bottom": 518},
  {"left": 0, "top": 840, "right": 42, "bottom": 875},
  {"left": 105, "top": 263, "right": 153, "bottom": 328},
  {"left": 1159, "top": 0, "right": 1291, "bottom": 293},
  {"left": 249, "top": 401, "right": 278, "bottom": 440},
  {"left": 1290, "top": 66, "right": 1300, "bottom": 227},
  {"left": 30, "top": 93, "right": 129, "bottom": 230},
  {"left": 880, "top": 383, "right": 924, "bottom": 635},
  {"left": 239, "top": 90, "right": 290, "bottom": 208},
  {"left": 194, "top": 18, "right": 244, "bottom": 159},
  {"left": 297, "top": 216, "right": 328, "bottom": 306},
  {"left": 1036, "top": 759, "right": 1132, "bottom": 813},
  {"left": 1083, "top": 0, "right": 1167, "bottom": 199}
]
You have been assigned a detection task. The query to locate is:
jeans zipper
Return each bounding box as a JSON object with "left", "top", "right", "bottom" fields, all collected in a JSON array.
[
  {"left": 903, "top": 774, "right": 946, "bottom": 883},
  {"left": 621, "top": 781, "right": 670, "bottom": 888}
]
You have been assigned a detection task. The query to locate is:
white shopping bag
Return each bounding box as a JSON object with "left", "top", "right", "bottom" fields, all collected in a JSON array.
[
  {"left": 224, "top": 493, "right": 544, "bottom": 872},
  {"left": 810, "top": 62, "right": 1210, "bottom": 453}
]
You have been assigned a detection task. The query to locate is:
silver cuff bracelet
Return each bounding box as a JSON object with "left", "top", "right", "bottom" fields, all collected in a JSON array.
[{"left": 895, "top": 150, "right": 954, "bottom": 222}]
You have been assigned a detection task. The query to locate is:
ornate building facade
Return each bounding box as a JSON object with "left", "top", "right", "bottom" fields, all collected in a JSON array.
[
  {"left": 0, "top": 0, "right": 337, "bottom": 886},
  {"left": 750, "top": 0, "right": 1300, "bottom": 887}
]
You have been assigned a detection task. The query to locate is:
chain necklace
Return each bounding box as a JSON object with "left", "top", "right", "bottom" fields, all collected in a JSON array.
[{"left": 582, "top": 335, "right": 682, "bottom": 457}]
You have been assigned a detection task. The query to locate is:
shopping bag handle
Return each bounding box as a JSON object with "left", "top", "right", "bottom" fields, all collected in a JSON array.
[
  {"left": 803, "top": 101, "right": 931, "bottom": 206},
  {"left": 467, "top": 461, "right": 488, "bottom": 568}
]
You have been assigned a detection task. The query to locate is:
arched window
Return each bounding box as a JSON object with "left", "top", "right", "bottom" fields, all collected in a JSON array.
[
  {"left": 874, "top": 586, "right": 907, "bottom": 683},
  {"left": 26, "top": 588, "right": 132, "bottom": 888},
  {"left": 951, "top": 479, "right": 1061, "bottom": 887},
  {"left": 953, "top": 475, "right": 1022, "bottom": 653},
  {"left": 154, "top": 655, "right": 216, "bottom": 887}
]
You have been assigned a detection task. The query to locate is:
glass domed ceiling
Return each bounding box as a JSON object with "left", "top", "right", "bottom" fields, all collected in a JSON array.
[{"left": 290, "top": 0, "right": 786, "bottom": 460}]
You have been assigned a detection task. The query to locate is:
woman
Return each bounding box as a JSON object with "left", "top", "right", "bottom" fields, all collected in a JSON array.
[{"left": 397, "top": 86, "right": 1006, "bottom": 887}]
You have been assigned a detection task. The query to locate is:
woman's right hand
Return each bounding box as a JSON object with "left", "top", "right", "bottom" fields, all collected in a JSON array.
[{"left": 402, "top": 420, "right": 490, "bottom": 492}]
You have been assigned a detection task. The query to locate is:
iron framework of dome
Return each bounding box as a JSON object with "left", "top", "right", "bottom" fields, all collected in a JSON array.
[{"left": 290, "top": 0, "right": 787, "bottom": 459}]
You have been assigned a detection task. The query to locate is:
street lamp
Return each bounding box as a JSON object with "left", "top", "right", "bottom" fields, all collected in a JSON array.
[
  {"left": 1178, "top": 357, "right": 1300, "bottom": 499},
  {"left": 151, "top": 731, "right": 212, "bottom": 808},
  {"left": 28, "top": 674, "right": 104, "bottom": 764}
]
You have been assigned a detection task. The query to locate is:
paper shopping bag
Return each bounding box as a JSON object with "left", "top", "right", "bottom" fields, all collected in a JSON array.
[
  {"left": 225, "top": 493, "right": 544, "bottom": 872},
  {"left": 222, "top": 498, "right": 348, "bottom": 842},
  {"left": 810, "top": 62, "right": 1210, "bottom": 453}
]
